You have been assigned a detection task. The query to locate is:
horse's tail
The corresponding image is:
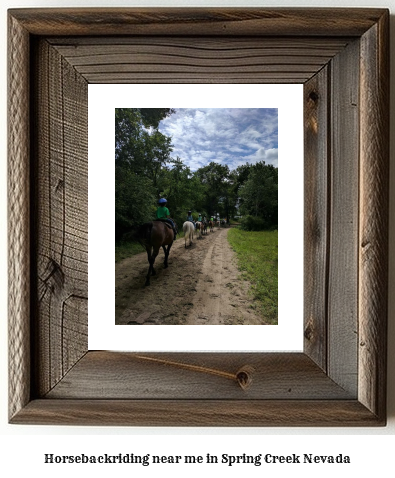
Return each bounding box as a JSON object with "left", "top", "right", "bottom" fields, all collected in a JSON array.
[{"left": 135, "top": 222, "right": 153, "bottom": 248}]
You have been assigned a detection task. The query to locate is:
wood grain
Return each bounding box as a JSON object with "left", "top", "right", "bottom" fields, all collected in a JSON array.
[
  {"left": 11, "top": 399, "right": 384, "bottom": 427},
  {"left": 8, "top": 11, "right": 31, "bottom": 421},
  {"left": 327, "top": 39, "right": 360, "bottom": 396},
  {"left": 49, "top": 37, "right": 350, "bottom": 84},
  {"left": 358, "top": 12, "right": 389, "bottom": 421},
  {"left": 8, "top": 8, "right": 387, "bottom": 37},
  {"left": 31, "top": 39, "right": 88, "bottom": 397},
  {"left": 7, "top": 8, "right": 389, "bottom": 426},
  {"left": 303, "top": 67, "right": 329, "bottom": 371},
  {"left": 45, "top": 352, "right": 353, "bottom": 400}
]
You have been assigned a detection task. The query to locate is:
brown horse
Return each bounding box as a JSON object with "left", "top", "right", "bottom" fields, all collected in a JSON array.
[
  {"left": 208, "top": 220, "right": 214, "bottom": 232},
  {"left": 136, "top": 220, "right": 176, "bottom": 286}
]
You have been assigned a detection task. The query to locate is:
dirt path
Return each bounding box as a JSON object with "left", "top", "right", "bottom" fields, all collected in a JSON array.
[{"left": 116, "top": 227, "right": 267, "bottom": 325}]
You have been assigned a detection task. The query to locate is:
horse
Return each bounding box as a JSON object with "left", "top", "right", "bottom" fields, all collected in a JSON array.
[
  {"left": 216, "top": 220, "right": 221, "bottom": 228},
  {"left": 208, "top": 220, "right": 214, "bottom": 232},
  {"left": 135, "top": 219, "right": 176, "bottom": 286},
  {"left": 195, "top": 221, "right": 203, "bottom": 239},
  {"left": 202, "top": 220, "right": 208, "bottom": 235},
  {"left": 183, "top": 221, "right": 194, "bottom": 248}
]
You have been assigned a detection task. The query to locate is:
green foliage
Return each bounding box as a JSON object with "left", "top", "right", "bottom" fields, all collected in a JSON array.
[
  {"left": 115, "top": 108, "right": 174, "bottom": 240},
  {"left": 238, "top": 163, "right": 278, "bottom": 228},
  {"left": 239, "top": 215, "right": 267, "bottom": 231},
  {"left": 139, "top": 108, "right": 175, "bottom": 129},
  {"left": 114, "top": 108, "right": 278, "bottom": 247},
  {"left": 115, "top": 240, "right": 145, "bottom": 263},
  {"left": 194, "top": 161, "right": 237, "bottom": 220},
  {"left": 227, "top": 228, "right": 278, "bottom": 324},
  {"left": 230, "top": 163, "right": 253, "bottom": 199},
  {"left": 115, "top": 169, "right": 156, "bottom": 239},
  {"left": 157, "top": 157, "right": 206, "bottom": 230}
]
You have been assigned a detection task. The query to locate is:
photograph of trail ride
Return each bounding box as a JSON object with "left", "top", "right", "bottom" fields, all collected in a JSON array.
[{"left": 115, "top": 108, "right": 278, "bottom": 326}]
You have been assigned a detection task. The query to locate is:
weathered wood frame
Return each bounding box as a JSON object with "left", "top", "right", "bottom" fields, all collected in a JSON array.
[{"left": 8, "top": 8, "right": 389, "bottom": 426}]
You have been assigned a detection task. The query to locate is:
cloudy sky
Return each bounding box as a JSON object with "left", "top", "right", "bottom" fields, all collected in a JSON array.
[{"left": 158, "top": 108, "right": 278, "bottom": 172}]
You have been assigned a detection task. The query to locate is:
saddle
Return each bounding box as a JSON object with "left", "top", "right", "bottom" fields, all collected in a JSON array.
[
  {"left": 155, "top": 218, "right": 172, "bottom": 228},
  {"left": 155, "top": 218, "right": 178, "bottom": 235}
]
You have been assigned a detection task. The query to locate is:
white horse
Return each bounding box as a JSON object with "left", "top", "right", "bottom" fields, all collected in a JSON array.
[
  {"left": 183, "top": 221, "right": 194, "bottom": 248},
  {"left": 195, "top": 221, "right": 203, "bottom": 239}
]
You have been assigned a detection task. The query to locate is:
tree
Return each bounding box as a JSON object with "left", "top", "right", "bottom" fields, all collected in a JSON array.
[
  {"left": 115, "top": 108, "right": 173, "bottom": 178},
  {"left": 142, "top": 130, "right": 173, "bottom": 189},
  {"left": 139, "top": 108, "right": 175, "bottom": 128},
  {"left": 115, "top": 169, "right": 156, "bottom": 240},
  {"left": 115, "top": 108, "right": 174, "bottom": 240},
  {"left": 194, "top": 162, "right": 233, "bottom": 218},
  {"left": 238, "top": 162, "right": 278, "bottom": 228},
  {"left": 158, "top": 157, "right": 206, "bottom": 228}
]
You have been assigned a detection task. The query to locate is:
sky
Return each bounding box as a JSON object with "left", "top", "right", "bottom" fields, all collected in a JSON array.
[{"left": 158, "top": 108, "right": 278, "bottom": 172}]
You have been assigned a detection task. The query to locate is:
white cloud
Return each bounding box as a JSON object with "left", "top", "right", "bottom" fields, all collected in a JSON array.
[
  {"left": 159, "top": 108, "right": 278, "bottom": 171},
  {"left": 245, "top": 148, "right": 278, "bottom": 167}
]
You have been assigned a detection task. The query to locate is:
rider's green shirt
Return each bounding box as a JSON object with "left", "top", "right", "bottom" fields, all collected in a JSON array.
[{"left": 156, "top": 206, "right": 170, "bottom": 219}]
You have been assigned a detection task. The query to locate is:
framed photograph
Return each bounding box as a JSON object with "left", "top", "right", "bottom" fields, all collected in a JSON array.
[
  {"left": 89, "top": 83, "right": 303, "bottom": 351},
  {"left": 8, "top": 8, "right": 389, "bottom": 426}
]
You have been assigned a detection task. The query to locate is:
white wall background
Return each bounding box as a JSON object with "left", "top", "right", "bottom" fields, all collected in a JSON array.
[{"left": 1, "top": 0, "right": 394, "bottom": 476}]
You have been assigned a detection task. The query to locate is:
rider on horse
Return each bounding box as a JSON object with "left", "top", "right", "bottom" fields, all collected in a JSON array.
[
  {"left": 156, "top": 198, "right": 177, "bottom": 238},
  {"left": 186, "top": 210, "right": 196, "bottom": 230}
]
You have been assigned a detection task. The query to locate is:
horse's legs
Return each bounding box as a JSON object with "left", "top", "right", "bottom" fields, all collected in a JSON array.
[
  {"left": 164, "top": 242, "right": 173, "bottom": 268},
  {"left": 162, "top": 244, "right": 169, "bottom": 258},
  {"left": 145, "top": 247, "right": 153, "bottom": 286},
  {"left": 145, "top": 246, "right": 159, "bottom": 286},
  {"left": 151, "top": 246, "right": 160, "bottom": 275}
]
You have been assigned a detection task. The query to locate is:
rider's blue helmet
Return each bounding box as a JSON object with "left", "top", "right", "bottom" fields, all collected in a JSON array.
[{"left": 158, "top": 198, "right": 167, "bottom": 204}]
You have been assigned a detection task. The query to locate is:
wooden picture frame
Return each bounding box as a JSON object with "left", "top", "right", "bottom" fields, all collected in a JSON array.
[{"left": 8, "top": 8, "right": 389, "bottom": 426}]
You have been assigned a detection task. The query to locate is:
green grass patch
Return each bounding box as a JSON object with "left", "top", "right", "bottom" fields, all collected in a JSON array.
[
  {"left": 115, "top": 241, "right": 145, "bottom": 263},
  {"left": 115, "top": 233, "right": 184, "bottom": 263},
  {"left": 227, "top": 228, "right": 278, "bottom": 324}
]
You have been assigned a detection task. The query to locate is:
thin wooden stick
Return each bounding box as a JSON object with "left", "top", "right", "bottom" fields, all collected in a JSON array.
[{"left": 135, "top": 355, "right": 253, "bottom": 389}]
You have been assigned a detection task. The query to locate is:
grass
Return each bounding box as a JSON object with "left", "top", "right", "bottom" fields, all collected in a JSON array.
[
  {"left": 115, "top": 232, "right": 185, "bottom": 263},
  {"left": 227, "top": 228, "right": 278, "bottom": 324},
  {"left": 115, "top": 241, "right": 145, "bottom": 263}
]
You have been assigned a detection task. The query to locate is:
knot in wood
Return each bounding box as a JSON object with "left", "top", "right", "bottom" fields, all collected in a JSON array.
[
  {"left": 236, "top": 365, "right": 254, "bottom": 390},
  {"left": 42, "top": 258, "right": 65, "bottom": 293},
  {"left": 304, "top": 321, "right": 314, "bottom": 341},
  {"left": 308, "top": 90, "right": 319, "bottom": 103}
]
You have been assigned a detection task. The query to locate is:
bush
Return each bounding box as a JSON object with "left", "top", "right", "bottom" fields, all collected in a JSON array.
[{"left": 239, "top": 215, "right": 267, "bottom": 231}]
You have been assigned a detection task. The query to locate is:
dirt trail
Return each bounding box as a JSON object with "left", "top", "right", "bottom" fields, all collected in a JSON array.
[{"left": 116, "top": 226, "right": 267, "bottom": 325}]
